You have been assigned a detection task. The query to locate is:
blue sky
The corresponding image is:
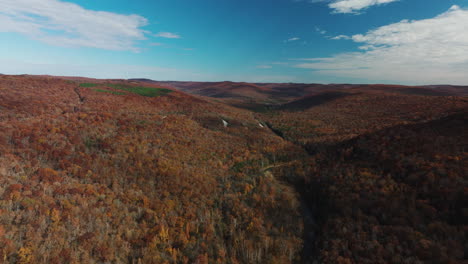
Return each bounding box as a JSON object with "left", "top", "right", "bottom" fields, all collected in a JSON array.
[{"left": 0, "top": 0, "right": 468, "bottom": 84}]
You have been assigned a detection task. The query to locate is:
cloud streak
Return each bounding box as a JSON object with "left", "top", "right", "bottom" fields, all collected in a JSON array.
[
  {"left": 329, "top": 0, "right": 398, "bottom": 13},
  {"left": 295, "top": 6, "right": 468, "bottom": 84},
  {"left": 310, "top": 0, "right": 398, "bottom": 14},
  {"left": 155, "top": 32, "right": 181, "bottom": 39},
  {"left": 0, "top": 0, "right": 149, "bottom": 51},
  {"left": 330, "top": 35, "right": 351, "bottom": 40},
  {"left": 285, "top": 37, "right": 300, "bottom": 43},
  {"left": 315, "top": 26, "right": 327, "bottom": 34}
]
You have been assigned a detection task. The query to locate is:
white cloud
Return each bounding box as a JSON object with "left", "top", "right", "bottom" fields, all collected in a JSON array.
[
  {"left": 295, "top": 6, "right": 468, "bottom": 85},
  {"left": 0, "top": 0, "right": 150, "bottom": 51},
  {"left": 285, "top": 37, "right": 300, "bottom": 42},
  {"left": 155, "top": 32, "right": 181, "bottom": 39},
  {"left": 256, "top": 65, "right": 273, "bottom": 69},
  {"left": 311, "top": 0, "right": 399, "bottom": 14},
  {"left": 331, "top": 34, "right": 351, "bottom": 40},
  {"left": 315, "top": 26, "right": 327, "bottom": 35}
]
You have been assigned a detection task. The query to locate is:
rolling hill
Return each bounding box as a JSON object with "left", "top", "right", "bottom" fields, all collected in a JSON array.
[
  {"left": 1, "top": 74, "right": 467, "bottom": 264},
  {"left": 0, "top": 75, "right": 305, "bottom": 263}
]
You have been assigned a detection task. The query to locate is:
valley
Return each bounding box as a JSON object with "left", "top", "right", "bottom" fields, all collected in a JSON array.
[{"left": 0, "top": 74, "right": 466, "bottom": 263}]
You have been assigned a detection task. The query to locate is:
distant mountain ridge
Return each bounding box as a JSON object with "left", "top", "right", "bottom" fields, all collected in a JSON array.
[{"left": 130, "top": 78, "right": 468, "bottom": 100}]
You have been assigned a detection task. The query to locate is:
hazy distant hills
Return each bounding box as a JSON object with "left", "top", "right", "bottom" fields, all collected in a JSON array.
[{"left": 131, "top": 78, "right": 468, "bottom": 104}]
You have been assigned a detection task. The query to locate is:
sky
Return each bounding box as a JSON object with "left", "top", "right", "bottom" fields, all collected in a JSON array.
[{"left": 0, "top": 0, "right": 468, "bottom": 85}]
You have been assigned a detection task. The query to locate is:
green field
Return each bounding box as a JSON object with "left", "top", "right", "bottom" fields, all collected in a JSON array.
[
  {"left": 94, "top": 89, "right": 127, "bottom": 95},
  {"left": 79, "top": 83, "right": 100, "bottom": 88}
]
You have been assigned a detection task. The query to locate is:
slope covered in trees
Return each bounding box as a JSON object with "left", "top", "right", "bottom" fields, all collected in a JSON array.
[
  {"left": 261, "top": 90, "right": 467, "bottom": 264},
  {"left": 0, "top": 75, "right": 305, "bottom": 263},
  {"left": 1, "top": 75, "right": 467, "bottom": 263},
  {"left": 294, "top": 112, "right": 467, "bottom": 263},
  {"left": 265, "top": 90, "right": 467, "bottom": 149}
]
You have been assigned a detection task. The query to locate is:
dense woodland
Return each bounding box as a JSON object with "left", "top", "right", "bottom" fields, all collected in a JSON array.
[
  {"left": 262, "top": 90, "right": 467, "bottom": 264},
  {"left": 0, "top": 75, "right": 305, "bottom": 263},
  {"left": 0, "top": 75, "right": 467, "bottom": 263},
  {"left": 304, "top": 112, "right": 467, "bottom": 263}
]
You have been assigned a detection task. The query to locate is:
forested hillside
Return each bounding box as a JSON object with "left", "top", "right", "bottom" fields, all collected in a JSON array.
[
  {"left": 1, "top": 75, "right": 467, "bottom": 263},
  {"left": 0, "top": 75, "right": 305, "bottom": 263},
  {"left": 297, "top": 112, "right": 467, "bottom": 263},
  {"left": 261, "top": 89, "right": 467, "bottom": 264}
]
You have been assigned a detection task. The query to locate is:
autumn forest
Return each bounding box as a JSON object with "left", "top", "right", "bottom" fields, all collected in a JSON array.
[{"left": 0, "top": 75, "right": 467, "bottom": 264}]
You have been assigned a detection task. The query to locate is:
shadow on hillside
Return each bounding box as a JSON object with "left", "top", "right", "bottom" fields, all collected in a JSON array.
[
  {"left": 299, "top": 110, "right": 467, "bottom": 263},
  {"left": 279, "top": 91, "right": 354, "bottom": 111},
  {"left": 371, "top": 87, "right": 455, "bottom": 96}
]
